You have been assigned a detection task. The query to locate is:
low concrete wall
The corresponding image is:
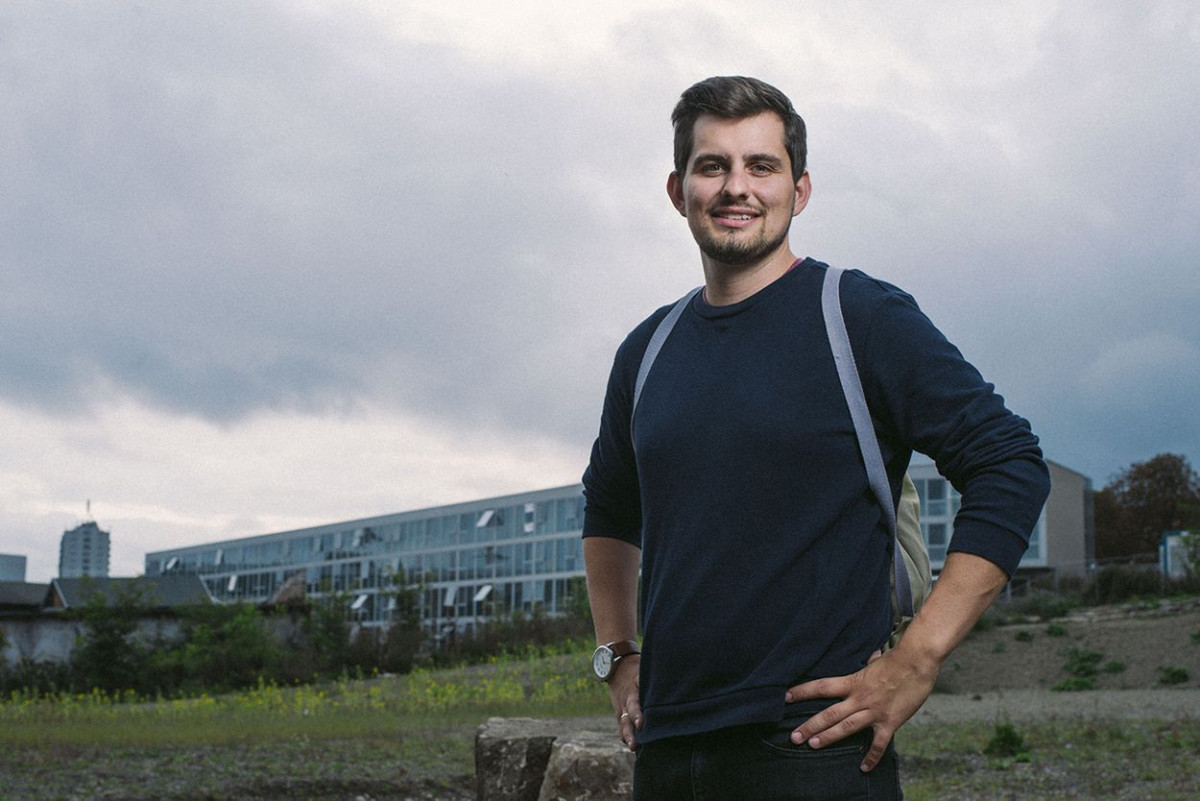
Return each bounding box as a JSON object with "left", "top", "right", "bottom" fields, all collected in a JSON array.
[
  {"left": 475, "top": 717, "right": 633, "bottom": 801},
  {"left": 1, "top": 615, "right": 83, "bottom": 666},
  {"left": 0, "top": 615, "right": 186, "bottom": 668}
]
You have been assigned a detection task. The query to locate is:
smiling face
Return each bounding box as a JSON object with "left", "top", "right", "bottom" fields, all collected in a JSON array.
[{"left": 667, "top": 112, "right": 810, "bottom": 275}]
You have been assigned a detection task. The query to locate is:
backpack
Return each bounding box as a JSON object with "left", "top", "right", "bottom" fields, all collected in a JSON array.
[{"left": 630, "top": 266, "right": 932, "bottom": 650}]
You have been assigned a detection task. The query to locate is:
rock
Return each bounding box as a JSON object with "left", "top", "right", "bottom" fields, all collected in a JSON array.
[
  {"left": 476, "top": 718, "right": 558, "bottom": 801},
  {"left": 475, "top": 717, "right": 632, "bottom": 801},
  {"left": 537, "top": 732, "right": 634, "bottom": 801}
]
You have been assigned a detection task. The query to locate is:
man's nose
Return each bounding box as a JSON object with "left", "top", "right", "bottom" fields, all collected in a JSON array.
[{"left": 722, "top": 166, "right": 750, "bottom": 198}]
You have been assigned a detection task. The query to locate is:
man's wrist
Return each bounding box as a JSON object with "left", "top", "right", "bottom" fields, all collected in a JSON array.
[{"left": 591, "top": 640, "right": 641, "bottom": 682}]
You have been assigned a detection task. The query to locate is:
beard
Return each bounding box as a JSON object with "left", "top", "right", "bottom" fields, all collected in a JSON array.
[{"left": 692, "top": 217, "right": 792, "bottom": 267}]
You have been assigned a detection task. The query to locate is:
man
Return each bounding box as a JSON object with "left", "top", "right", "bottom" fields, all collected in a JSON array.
[{"left": 582, "top": 76, "right": 1050, "bottom": 798}]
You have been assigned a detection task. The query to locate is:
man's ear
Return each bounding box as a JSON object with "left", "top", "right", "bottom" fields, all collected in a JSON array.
[
  {"left": 666, "top": 172, "right": 687, "bottom": 216},
  {"left": 792, "top": 172, "right": 812, "bottom": 217}
]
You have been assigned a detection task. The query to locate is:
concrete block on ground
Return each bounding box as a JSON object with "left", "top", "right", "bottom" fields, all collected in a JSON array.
[{"left": 476, "top": 717, "right": 632, "bottom": 801}]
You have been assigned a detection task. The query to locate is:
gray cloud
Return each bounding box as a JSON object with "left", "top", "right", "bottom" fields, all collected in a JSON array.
[{"left": 2, "top": 1, "right": 1198, "bottom": 492}]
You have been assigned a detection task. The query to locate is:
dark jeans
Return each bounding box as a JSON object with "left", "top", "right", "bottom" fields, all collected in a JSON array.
[{"left": 633, "top": 719, "right": 902, "bottom": 801}]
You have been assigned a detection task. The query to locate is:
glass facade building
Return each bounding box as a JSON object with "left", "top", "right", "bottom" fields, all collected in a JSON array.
[
  {"left": 145, "top": 485, "right": 587, "bottom": 633},
  {"left": 146, "top": 462, "right": 1071, "bottom": 634}
]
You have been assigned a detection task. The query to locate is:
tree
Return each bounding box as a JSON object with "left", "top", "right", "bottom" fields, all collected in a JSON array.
[
  {"left": 174, "top": 604, "right": 285, "bottom": 691},
  {"left": 1095, "top": 453, "right": 1200, "bottom": 559},
  {"left": 380, "top": 570, "right": 426, "bottom": 674},
  {"left": 72, "top": 581, "right": 152, "bottom": 693},
  {"left": 303, "top": 593, "right": 352, "bottom": 676}
]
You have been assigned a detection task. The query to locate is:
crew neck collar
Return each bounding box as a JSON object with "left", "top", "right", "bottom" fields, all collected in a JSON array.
[{"left": 694, "top": 257, "right": 811, "bottom": 319}]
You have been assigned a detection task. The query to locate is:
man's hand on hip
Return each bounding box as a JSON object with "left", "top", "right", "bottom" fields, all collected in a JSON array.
[{"left": 783, "top": 644, "right": 938, "bottom": 773}]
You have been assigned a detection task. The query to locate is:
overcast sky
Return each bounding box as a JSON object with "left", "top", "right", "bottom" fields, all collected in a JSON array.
[{"left": 3, "top": 1, "right": 1198, "bottom": 582}]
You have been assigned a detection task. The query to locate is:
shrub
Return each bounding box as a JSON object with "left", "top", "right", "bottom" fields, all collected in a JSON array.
[
  {"left": 1103, "top": 660, "right": 1126, "bottom": 674},
  {"left": 1062, "top": 648, "right": 1104, "bottom": 679},
  {"left": 1052, "top": 676, "right": 1096, "bottom": 691},
  {"left": 71, "top": 583, "right": 153, "bottom": 694},
  {"left": 983, "top": 720, "right": 1030, "bottom": 760},
  {"left": 0, "top": 659, "right": 73, "bottom": 697},
  {"left": 1014, "top": 630, "right": 1034, "bottom": 643},
  {"left": 174, "top": 604, "right": 286, "bottom": 692},
  {"left": 1084, "top": 566, "right": 1163, "bottom": 605},
  {"left": 1008, "top": 592, "right": 1079, "bottom": 621},
  {"left": 1045, "top": 623, "right": 1068, "bottom": 637},
  {"left": 1158, "top": 666, "right": 1190, "bottom": 685}
]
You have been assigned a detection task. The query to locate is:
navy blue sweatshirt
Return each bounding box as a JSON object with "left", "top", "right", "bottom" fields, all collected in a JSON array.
[{"left": 582, "top": 258, "right": 1050, "bottom": 745}]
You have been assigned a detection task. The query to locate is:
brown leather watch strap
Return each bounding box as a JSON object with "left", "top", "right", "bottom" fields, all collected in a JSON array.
[{"left": 607, "top": 640, "right": 640, "bottom": 657}]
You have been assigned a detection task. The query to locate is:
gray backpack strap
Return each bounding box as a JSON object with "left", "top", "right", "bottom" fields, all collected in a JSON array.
[
  {"left": 631, "top": 287, "right": 703, "bottom": 439},
  {"left": 821, "top": 266, "right": 915, "bottom": 618}
]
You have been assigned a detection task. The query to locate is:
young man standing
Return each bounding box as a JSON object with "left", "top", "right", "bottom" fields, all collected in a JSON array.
[{"left": 582, "top": 76, "right": 1050, "bottom": 799}]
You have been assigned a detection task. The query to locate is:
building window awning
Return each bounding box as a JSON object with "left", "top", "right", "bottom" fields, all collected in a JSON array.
[
  {"left": 473, "top": 584, "right": 493, "bottom": 603},
  {"left": 350, "top": 593, "right": 369, "bottom": 611}
]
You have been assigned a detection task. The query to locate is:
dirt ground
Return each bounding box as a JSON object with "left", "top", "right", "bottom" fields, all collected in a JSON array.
[
  {"left": 933, "top": 600, "right": 1200, "bottom": 694},
  {"left": 4, "top": 601, "right": 1197, "bottom": 800}
]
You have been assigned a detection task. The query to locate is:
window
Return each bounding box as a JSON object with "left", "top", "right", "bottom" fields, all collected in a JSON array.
[
  {"left": 923, "top": 523, "right": 948, "bottom": 562},
  {"left": 535, "top": 540, "right": 554, "bottom": 573},
  {"left": 925, "top": 479, "right": 947, "bottom": 516},
  {"left": 556, "top": 537, "right": 580, "bottom": 572}
]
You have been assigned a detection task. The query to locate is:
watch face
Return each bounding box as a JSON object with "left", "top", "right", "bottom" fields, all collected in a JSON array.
[{"left": 592, "top": 646, "right": 613, "bottom": 679}]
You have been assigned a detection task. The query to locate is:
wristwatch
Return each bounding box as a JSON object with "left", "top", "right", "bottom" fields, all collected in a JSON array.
[{"left": 591, "top": 640, "right": 640, "bottom": 682}]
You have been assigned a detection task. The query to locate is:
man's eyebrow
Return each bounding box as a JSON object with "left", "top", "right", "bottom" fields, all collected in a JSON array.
[{"left": 691, "top": 152, "right": 785, "bottom": 168}]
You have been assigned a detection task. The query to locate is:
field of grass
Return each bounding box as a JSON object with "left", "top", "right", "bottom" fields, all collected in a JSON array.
[
  {"left": 2, "top": 643, "right": 1199, "bottom": 800},
  {"left": 898, "top": 717, "right": 1200, "bottom": 800},
  {"left": 0, "top": 650, "right": 609, "bottom": 800}
]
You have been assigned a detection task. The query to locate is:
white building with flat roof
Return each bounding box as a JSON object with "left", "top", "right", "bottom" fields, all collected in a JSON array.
[{"left": 909, "top": 458, "right": 1094, "bottom": 578}]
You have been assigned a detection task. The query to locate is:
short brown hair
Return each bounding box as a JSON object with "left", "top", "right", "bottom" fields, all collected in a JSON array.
[{"left": 671, "top": 76, "right": 807, "bottom": 182}]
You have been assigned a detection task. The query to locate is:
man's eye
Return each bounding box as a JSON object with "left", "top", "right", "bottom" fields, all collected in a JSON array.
[
  {"left": 750, "top": 164, "right": 775, "bottom": 174},
  {"left": 699, "top": 163, "right": 725, "bottom": 174}
]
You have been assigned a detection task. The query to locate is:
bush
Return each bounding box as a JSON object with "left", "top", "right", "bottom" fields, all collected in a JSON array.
[
  {"left": 1052, "top": 676, "right": 1096, "bottom": 691},
  {"left": 1084, "top": 566, "right": 1163, "bottom": 605},
  {"left": 174, "top": 605, "right": 286, "bottom": 692},
  {"left": 1007, "top": 591, "right": 1079, "bottom": 621},
  {"left": 1158, "top": 666, "right": 1190, "bottom": 685},
  {"left": 1045, "top": 623, "right": 1068, "bottom": 637},
  {"left": 983, "top": 720, "right": 1030, "bottom": 759},
  {"left": 72, "top": 583, "right": 154, "bottom": 694},
  {"left": 0, "top": 659, "right": 73, "bottom": 697},
  {"left": 1014, "top": 630, "right": 1034, "bottom": 643},
  {"left": 428, "top": 606, "right": 593, "bottom": 667},
  {"left": 1062, "top": 648, "right": 1104, "bottom": 679}
]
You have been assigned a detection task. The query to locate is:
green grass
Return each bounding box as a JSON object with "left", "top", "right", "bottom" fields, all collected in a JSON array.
[
  {"left": 0, "top": 652, "right": 611, "bottom": 749},
  {"left": 3, "top": 644, "right": 1200, "bottom": 800},
  {"left": 0, "top": 648, "right": 612, "bottom": 799},
  {"left": 899, "top": 718, "right": 1200, "bottom": 801}
]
